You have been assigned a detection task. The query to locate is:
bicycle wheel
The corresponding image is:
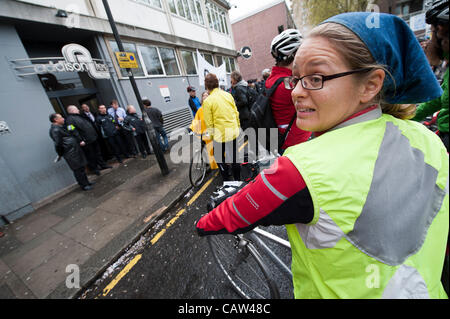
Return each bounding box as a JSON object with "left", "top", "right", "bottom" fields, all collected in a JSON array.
[
  {"left": 208, "top": 234, "right": 280, "bottom": 299},
  {"left": 189, "top": 147, "right": 207, "bottom": 187}
]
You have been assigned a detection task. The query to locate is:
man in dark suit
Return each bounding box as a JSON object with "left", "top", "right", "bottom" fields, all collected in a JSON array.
[
  {"left": 49, "top": 113, "right": 93, "bottom": 190},
  {"left": 124, "top": 105, "right": 151, "bottom": 158},
  {"left": 81, "top": 103, "right": 110, "bottom": 161},
  {"left": 66, "top": 105, "right": 112, "bottom": 175}
]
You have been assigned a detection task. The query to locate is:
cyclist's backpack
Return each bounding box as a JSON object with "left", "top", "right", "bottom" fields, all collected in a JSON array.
[
  {"left": 246, "top": 86, "right": 259, "bottom": 110},
  {"left": 249, "top": 77, "right": 288, "bottom": 153}
]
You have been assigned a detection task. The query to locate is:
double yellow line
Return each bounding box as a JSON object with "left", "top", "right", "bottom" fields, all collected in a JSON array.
[{"left": 101, "top": 172, "right": 218, "bottom": 297}]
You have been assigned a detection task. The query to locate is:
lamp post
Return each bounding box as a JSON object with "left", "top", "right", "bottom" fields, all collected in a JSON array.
[{"left": 102, "top": 0, "right": 169, "bottom": 176}]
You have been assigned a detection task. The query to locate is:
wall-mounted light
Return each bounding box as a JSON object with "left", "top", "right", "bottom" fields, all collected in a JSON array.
[{"left": 55, "top": 9, "right": 68, "bottom": 18}]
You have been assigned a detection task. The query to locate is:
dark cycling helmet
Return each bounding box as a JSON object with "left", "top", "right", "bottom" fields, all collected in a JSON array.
[
  {"left": 426, "top": 0, "right": 449, "bottom": 25},
  {"left": 270, "top": 29, "right": 303, "bottom": 62}
]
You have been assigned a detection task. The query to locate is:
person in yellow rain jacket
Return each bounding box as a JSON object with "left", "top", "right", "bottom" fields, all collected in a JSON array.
[
  {"left": 190, "top": 91, "right": 218, "bottom": 170},
  {"left": 202, "top": 73, "right": 241, "bottom": 182}
]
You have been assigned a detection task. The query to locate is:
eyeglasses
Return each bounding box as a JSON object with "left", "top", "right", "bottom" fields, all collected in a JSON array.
[{"left": 284, "top": 68, "right": 373, "bottom": 90}]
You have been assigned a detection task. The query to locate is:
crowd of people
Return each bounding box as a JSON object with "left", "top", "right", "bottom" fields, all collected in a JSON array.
[
  {"left": 196, "top": 0, "right": 449, "bottom": 299},
  {"left": 49, "top": 99, "right": 167, "bottom": 191}
]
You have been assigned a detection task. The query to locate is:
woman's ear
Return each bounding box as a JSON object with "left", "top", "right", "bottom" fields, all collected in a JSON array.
[{"left": 360, "top": 69, "right": 385, "bottom": 104}]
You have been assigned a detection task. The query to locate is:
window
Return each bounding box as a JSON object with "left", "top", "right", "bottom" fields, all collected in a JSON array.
[
  {"left": 229, "top": 57, "right": 236, "bottom": 72},
  {"left": 195, "top": 0, "right": 204, "bottom": 24},
  {"left": 220, "top": 13, "right": 227, "bottom": 34},
  {"left": 181, "top": 50, "right": 197, "bottom": 75},
  {"left": 205, "top": 1, "right": 229, "bottom": 35},
  {"left": 168, "top": 0, "right": 204, "bottom": 25},
  {"left": 188, "top": 0, "right": 198, "bottom": 23},
  {"left": 168, "top": 0, "right": 177, "bottom": 13},
  {"left": 109, "top": 41, "right": 145, "bottom": 77},
  {"left": 402, "top": 4, "right": 410, "bottom": 15},
  {"left": 110, "top": 41, "right": 182, "bottom": 77},
  {"left": 216, "top": 55, "right": 224, "bottom": 67},
  {"left": 202, "top": 53, "right": 215, "bottom": 66},
  {"left": 159, "top": 47, "right": 180, "bottom": 76},
  {"left": 176, "top": 0, "right": 186, "bottom": 18},
  {"left": 133, "top": 0, "right": 162, "bottom": 9},
  {"left": 224, "top": 56, "right": 236, "bottom": 73},
  {"left": 138, "top": 45, "right": 164, "bottom": 75}
]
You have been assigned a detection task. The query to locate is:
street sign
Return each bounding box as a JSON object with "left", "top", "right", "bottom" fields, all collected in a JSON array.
[
  {"left": 410, "top": 13, "right": 426, "bottom": 32},
  {"left": 115, "top": 52, "right": 139, "bottom": 68},
  {"left": 240, "top": 46, "right": 252, "bottom": 60}
]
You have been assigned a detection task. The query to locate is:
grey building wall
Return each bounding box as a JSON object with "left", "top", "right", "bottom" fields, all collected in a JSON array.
[{"left": 0, "top": 23, "right": 76, "bottom": 223}]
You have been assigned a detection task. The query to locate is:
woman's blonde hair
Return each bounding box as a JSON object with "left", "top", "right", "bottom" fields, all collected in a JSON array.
[{"left": 307, "top": 23, "right": 416, "bottom": 120}]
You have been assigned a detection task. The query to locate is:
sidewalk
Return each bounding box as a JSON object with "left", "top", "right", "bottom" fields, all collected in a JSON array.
[{"left": 0, "top": 154, "right": 192, "bottom": 299}]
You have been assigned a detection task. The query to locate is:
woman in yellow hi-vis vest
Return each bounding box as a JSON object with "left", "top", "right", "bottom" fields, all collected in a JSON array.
[
  {"left": 196, "top": 12, "right": 449, "bottom": 299},
  {"left": 190, "top": 91, "right": 218, "bottom": 170}
]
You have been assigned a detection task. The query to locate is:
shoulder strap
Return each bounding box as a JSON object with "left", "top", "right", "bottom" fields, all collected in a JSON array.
[
  {"left": 279, "top": 112, "right": 297, "bottom": 148},
  {"left": 266, "top": 77, "right": 286, "bottom": 97}
]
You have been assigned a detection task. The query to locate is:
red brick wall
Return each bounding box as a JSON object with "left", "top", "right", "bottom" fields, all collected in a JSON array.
[{"left": 231, "top": 2, "right": 290, "bottom": 82}]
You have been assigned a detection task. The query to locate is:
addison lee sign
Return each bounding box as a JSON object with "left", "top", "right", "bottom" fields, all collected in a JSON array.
[{"left": 12, "top": 44, "right": 110, "bottom": 80}]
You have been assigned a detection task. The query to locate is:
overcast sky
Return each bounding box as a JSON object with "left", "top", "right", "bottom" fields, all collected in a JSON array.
[{"left": 228, "top": 0, "right": 291, "bottom": 23}]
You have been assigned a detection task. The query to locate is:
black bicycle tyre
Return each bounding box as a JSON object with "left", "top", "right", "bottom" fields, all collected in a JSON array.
[
  {"left": 207, "top": 234, "right": 280, "bottom": 299},
  {"left": 189, "top": 148, "right": 207, "bottom": 187}
]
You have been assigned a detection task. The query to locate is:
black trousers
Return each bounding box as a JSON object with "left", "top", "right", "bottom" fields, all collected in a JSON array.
[
  {"left": 73, "top": 166, "right": 89, "bottom": 188},
  {"left": 106, "top": 134, "right": 127, "bottom": 160},
  {"left": 83, "top": 140, "right": 107, "bottom": 171},
  {"left": 118, "top": 128, "right": 138, "bottom": 156},
  {"left": 213, "top": 138, "right": 241, "bottom": 182},
  {"left": 135, "top": 133, "right": 151, "bottom": 155}
]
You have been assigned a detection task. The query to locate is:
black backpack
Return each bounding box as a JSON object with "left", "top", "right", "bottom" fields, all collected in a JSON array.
[
  {"left": 249, "top": 77, "right": 295, "bottom": 154},
  {"left": 246, "top": 86, "right": 259, "bottom": 109}
]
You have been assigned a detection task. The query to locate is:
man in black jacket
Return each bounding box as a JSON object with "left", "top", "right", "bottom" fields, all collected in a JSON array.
[
  {"left": 230, "top": 71, "right": 252, "bottom": 131},
  {"left": 143, "top": 99, "right": 169, "bottom": 152},
  {"left": 49, "top": 113, "right": 93, "bottom": 191},
  {"left": 66, "top": 105, "right": 111, "bottom": 175},
  {"left": 96, "top": 105, "right": 128, "bottom": 163},
  {"left": 123, "top": 105, "right": 151, "bottom": 158}
]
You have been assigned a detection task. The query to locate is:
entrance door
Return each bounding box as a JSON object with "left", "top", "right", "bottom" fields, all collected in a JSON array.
[{"left": 39, "top": 68, "right": 102, "bottom": 115}]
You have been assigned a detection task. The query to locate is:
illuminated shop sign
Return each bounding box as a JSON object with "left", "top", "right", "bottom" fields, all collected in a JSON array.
[{"left": 11, "top": 44, "right": 110, "bottom": 80}]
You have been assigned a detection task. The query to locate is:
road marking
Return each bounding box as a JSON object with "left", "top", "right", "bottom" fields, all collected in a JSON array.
[
  {"left": 187, "top": 172, "right": 218, "bottom": 206},
  {"left": 99, "top": 172, "right": 218, "bottom": 297},
  {"left": 102, "top": 254, "right": 142, "bottom": 296}
]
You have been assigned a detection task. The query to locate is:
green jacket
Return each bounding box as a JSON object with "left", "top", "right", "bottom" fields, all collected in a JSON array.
[{"left": 413, "top": 67, "right": 449, "bottom": 133}]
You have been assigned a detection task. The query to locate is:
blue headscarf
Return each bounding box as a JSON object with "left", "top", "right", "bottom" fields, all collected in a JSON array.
[{"left": 323, "top": 12, "right": 443, "bottom": 104}]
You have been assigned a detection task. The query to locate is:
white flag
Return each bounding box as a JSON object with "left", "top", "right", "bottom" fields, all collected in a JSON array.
[{"left": 197, "top": 50, "right": 228, "bottom": 88}]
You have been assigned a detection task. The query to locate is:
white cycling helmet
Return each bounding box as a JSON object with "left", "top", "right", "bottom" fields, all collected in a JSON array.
[{"left": 270, "top": 29, "right": 303, "bottom": 62}]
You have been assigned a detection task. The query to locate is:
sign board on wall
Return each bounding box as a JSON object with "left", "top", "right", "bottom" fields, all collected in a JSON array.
[
  {"left": 159, "top": 85, "right": 171, "bottom": 103},
  {"left": 115, "top": 52, "right": 139, "bottom": 69},
  {"left": 10, "top": 43, "right": 110, "bottom": 79},
  {"left": 410, "top": 13, "right": 426, "bottom": 32}
]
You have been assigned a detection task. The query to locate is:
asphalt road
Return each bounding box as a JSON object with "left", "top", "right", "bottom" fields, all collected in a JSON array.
[{"left": 80, "top": 171, "right": 293, "bottom": 300}]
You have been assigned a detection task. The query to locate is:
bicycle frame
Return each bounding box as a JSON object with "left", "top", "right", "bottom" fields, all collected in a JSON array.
[{"left": 247, "top": 228, "right": 292, "bottom": 280}]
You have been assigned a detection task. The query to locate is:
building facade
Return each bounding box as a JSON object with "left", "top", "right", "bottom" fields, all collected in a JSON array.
[
  {"left": 0, "top": 0, "right": 237, "bottom": 224},
  {"left": 231, "top": 0, "right": 295, "bottom": 82}
]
